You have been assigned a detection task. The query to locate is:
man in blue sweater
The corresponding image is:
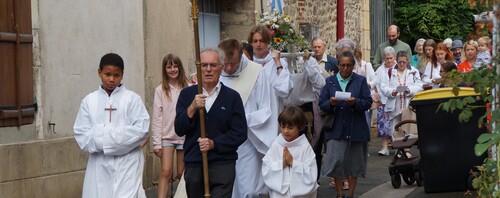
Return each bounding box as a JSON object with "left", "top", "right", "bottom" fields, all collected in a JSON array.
[{"left": 175, "top": 48, "right": 247, "bottom": 198}]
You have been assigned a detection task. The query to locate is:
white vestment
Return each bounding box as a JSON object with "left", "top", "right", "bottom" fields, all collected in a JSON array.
[
  {"left": 221, "top": 55, "right": 276, "bottom": 197},
  {"left": 74, "top": 85, "right": 150, "bottom": 198},
  {"left": 262, "top": 134, "right": 319, "bottom": 198},
  {"left": 254, "top": 51, "right": 293, "bottom": 115}
]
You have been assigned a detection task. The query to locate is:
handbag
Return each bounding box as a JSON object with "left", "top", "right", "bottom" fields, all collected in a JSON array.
[
  {"left": 322, "top": 114, "right": 335, "bottom": 131},
  {"left": 371, "top": 87, "right": 382, "bottom": 110}
]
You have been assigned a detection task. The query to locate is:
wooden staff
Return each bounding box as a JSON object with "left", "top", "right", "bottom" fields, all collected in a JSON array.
[{"left": 191, "top": 0, "right": 210, "bottom": 197}]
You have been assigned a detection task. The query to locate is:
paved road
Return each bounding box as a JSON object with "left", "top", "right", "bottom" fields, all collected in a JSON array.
[{"left": 146, "top": 129, "right": 476, "bottom": 197}]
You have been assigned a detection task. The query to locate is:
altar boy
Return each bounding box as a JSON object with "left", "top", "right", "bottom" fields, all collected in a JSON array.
[
  {"left": 74, "top": 53, "right": 150, "bottom": 198},
  {"left": 262, "top": 106, "right": 319, "bottom": 198}
]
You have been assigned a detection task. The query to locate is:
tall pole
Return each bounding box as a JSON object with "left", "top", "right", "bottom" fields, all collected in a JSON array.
[
  {"left": 337, "top": 0, "right": 344, "bottom": 41},
  {"left": 191, "top": 0, "right": 210, "bottom": 197}
]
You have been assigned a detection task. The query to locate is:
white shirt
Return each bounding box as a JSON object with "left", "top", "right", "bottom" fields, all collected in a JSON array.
[
  {"left": 422, "top": 62, "right": 441, "bottom": 84},
  {"left": 202, "top": 81, "right": 221, "bottom": 112}
]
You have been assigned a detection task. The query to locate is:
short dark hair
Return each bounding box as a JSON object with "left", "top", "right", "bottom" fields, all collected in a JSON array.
[
  {"left": 441, "top": 61, "right": 457, "bottom": 73},
  {"left": 337, "top": 50, "right": 356, "bottom": 66},
  {"left": 99, "top": 53, "right": 124, "bottom": 71},
  {"left": 218, "top": 38, "right": 243, "bottom": 59},
  {"left": 278, "top": 106, "right": 307, "bottom": 131},
  {"left": 242, "top": 42, "right": 254, "bottom": 58}
]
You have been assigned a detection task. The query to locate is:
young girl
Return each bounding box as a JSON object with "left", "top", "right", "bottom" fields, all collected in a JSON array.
[
  {"left": 152, "top": 54, "right": 189, "bottom": 198},
  {"left": 262, "top": 106, "right": 319, "bottom": 198},
  {"left": 475, "top": 36, "right": 492, "bottom": 69},
  {"left": 417, "top": 39, "right": 436, "bottom": 75},
  {"left": 422, "top": 43, "right": 452, "bottom": 84}
]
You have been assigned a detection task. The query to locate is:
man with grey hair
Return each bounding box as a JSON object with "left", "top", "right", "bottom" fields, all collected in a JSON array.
[
  {"left": 373, "top": 25, "right": 412, "bottom": 69},
  {"left": 175, "top": 48, "right": 247, "bottom": 197},
  {"left": 312, "top": 37, "right": 338, "bottom": 76}
]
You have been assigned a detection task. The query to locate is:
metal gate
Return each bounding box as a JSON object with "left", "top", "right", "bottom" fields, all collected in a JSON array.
[{"left": 369, "top": 0, "right": 393, "bottom": 62}]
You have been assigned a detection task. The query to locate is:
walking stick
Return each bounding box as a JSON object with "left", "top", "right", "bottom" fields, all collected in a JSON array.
[{"left": 191, "top": 0, "right": 210, "bottom": 197}]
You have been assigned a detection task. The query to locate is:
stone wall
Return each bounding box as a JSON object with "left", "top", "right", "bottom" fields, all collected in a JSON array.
[
  {"left": 0, "top": 138, "right": 87, "bottom": 197},
  {"left": 220, "top": 0, "right": 258, "bottom": 41},
  {"left": 286, "top": 0, "right": 370, "bottom": 61}
]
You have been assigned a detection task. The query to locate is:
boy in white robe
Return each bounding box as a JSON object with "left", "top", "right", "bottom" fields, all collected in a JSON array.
[
  {"left": 74, "top": 53, "right": 150, "bottom": 198},
  {"left": 262, "top": 106, "right": 319, "bottom": 198}
]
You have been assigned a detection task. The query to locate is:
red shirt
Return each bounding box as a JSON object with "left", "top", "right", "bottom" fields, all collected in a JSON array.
[{"left": 457, "top": 61, "right": 472, "bottom": 73}]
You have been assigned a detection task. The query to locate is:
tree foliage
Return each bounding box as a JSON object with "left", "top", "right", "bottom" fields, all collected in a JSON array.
[{"left": 393, "top": 0, "right": 477, "bottom": 42}]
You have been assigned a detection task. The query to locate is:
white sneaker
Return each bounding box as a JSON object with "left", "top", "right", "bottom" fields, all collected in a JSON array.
[{"left": 378, "top": 148, "right": 389, "bottom": 156}]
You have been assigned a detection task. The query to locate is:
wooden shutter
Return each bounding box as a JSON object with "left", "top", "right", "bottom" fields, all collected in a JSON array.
[{"left": 0, "top": 0, "right": 35, "bottom": 127}]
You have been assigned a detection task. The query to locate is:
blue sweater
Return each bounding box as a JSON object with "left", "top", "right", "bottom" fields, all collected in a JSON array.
[
  {"left": 175, "top": 84, "right": 247, "bottom": 167},
  {"left": 318, "top": 73, "right": 372, "bottom": 142}
]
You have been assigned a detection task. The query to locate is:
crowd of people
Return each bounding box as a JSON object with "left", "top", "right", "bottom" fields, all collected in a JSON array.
[{"left": 73, "top": 23, "right": 493, "bottom": 198}]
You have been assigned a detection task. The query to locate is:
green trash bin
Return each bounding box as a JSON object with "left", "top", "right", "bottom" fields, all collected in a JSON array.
[{"left": 410, "top": 87, "right": 487, "bottom": 193}]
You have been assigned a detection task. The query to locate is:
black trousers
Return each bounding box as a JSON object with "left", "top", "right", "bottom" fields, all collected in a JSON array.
[{"left": 184, "top": 163, "right": 235, "bottom": 198}]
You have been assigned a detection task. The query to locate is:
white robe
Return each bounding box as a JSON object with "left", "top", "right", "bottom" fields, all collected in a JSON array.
[
  {"left": 262, "top": 134, "right": 319, "bottom": 198},
  {"left": 254, "top": 51, "right": 293, "bottom": 115},
  {"left": 74, "top": 85, "right": 150, "bottom": 198},
  {"left": 221, "top": 55, "right": 275, "bottom": 197}
]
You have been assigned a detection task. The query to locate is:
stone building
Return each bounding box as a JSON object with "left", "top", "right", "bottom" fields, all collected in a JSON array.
[{"left": 0, "top": 0, "right": 369, "bottom": 197}]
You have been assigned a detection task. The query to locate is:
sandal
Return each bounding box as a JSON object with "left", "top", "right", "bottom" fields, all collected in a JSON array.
[
  {"left": 329, "top": 178, "right": 336, "bottom": 187},
  {"left": 343, "top": 180, "right": 349, "bottom": 190},
  {"left": 405, "top": 151, "right": 412, "bottom": 158}
]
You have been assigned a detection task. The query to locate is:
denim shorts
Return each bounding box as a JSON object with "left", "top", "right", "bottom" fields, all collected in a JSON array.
[{"left": 161, "top": 142, "right": 183, "bottom": 150}]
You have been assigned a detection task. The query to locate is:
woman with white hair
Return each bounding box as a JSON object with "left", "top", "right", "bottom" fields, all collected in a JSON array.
[
  {"left": 374, "top": 46, "right": 397, "bottom": 156},
  {"left": 443, "top": 38, "right": 453, "bottom": 49},
  {"left": 411, "top": 38, "right": 426, "bottom": 69}
]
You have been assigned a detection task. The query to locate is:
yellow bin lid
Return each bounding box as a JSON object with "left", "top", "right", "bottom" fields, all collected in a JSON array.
[{"left": 411, "top": 87, "right": 479, "bottom": 101}]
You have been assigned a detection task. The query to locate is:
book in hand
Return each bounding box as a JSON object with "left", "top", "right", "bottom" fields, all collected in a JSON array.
[{"left": 396, "top": 86, "right": 408, "bottom": 92}]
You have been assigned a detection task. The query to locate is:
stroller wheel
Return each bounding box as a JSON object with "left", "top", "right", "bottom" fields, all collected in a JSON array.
[
  {"left": 415, "top": 170, "right": 424, "bottom": 186},
  {"left": 403, "top": 174, "right": 416, "bottom": 185},
  {"left": 391, "top": 173, "right": 401, "bottom": 188}
]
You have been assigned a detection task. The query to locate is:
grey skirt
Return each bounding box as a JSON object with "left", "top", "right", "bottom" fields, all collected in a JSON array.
[{"left": 321, "top": 139, "right": 368, "bottom": 179}]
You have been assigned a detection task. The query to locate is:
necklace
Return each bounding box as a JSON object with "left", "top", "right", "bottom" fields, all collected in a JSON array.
[{"left": 396, "top": 69, "right": 407, "bottom": 111}]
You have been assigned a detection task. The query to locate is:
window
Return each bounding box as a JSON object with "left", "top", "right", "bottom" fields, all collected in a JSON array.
[
  {"left": 0, "top": 0, "right": 36, "bottom": 127},
  {"left": 198, "top": 0, "right": 220, "bottom": 49}
]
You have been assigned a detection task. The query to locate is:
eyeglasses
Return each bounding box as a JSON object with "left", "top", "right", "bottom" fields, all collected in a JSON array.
[
  {"left": 200, "top": 63, "right": 221, "bottom": 68},
  {"left": 397, "top": 61, "right": 407, "bottom": 64}
]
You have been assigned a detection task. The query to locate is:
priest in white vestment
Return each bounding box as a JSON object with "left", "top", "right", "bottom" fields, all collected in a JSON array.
[
  {"left": 218, "top": 39, "right": 276, "bottom": 197},
  {"left": 74, "top": 53, "right": 150, "bottom": 198}
]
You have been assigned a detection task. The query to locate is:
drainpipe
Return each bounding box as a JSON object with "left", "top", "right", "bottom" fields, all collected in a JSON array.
[{"left": 337, "top": 0, "right": 344, "bottom": 41}]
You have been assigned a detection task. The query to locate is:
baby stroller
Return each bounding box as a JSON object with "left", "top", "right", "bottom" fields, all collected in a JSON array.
[{"left": 388, "top": 118, "right": 424, "bottom": 188}]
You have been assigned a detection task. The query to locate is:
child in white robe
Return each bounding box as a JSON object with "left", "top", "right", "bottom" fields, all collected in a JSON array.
[
  {"left": 74, "top": 53, "right": 150, "bottom": 198},
  {"left": 262, "top": 106, "right": 319, "bottom": 198}
]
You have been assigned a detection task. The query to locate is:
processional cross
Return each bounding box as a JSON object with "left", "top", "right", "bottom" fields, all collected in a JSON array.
[{"left": 104, "top": 105, "right": 117, "bottom": 122}]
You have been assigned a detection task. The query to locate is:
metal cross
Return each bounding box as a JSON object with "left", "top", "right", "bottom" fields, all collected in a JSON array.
[{"left": 104, "top": 105, "right": 117, "bottom": 122}]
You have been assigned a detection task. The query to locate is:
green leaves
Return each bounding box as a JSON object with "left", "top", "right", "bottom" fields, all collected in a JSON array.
[
  {"left": 475, "top": 133, "right": 500, "bottom": 156},
  {"left": 393, "top": 0, "right": 476, "bottom": 42}
]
